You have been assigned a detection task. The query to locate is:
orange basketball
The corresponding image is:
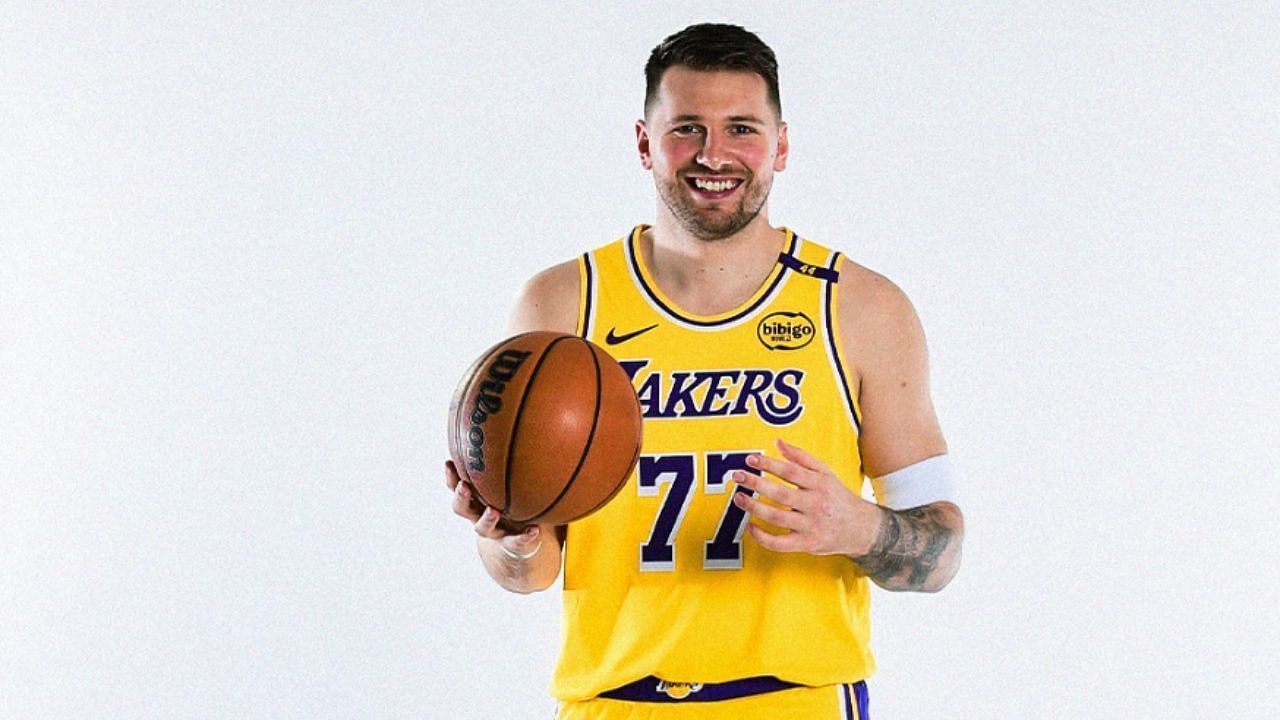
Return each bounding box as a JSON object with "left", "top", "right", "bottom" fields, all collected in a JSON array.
[{"left": 448, "top": 331, "right": 643, "bottom": 528}]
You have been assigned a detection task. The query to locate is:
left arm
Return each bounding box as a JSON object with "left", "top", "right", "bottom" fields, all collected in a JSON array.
[
  {"left": 734, "top": 443, "right": 963, "bottom": 593},
  {"left": 847, "top": 262, "right": 963, "bottom": 591},
  {"left": 732, "top": 260, "right": 963, "bottom": 592},
  {"left": 850, "top": 500, "right": 963, "bottom": 593}
]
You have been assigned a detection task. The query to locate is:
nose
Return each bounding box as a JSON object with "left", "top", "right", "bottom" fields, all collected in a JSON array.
[{"left": 696, "top": 129, "right": 731, "bottom": 171}]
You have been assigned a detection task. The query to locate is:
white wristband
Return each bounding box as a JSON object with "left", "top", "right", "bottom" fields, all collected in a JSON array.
[
  {"left": 499, "top": 541, "right": 542, "bottom": 561},
  {"left": 870, "top": 454, "right": 959, "bottom": 510}
]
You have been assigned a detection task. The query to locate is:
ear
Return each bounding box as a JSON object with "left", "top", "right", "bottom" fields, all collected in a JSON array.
[
  {"left": 636, "top": 120, "right": 653, "bottom": 170},
  {"left": 773, "top": 121, "right": 789, "bottom": 172}
]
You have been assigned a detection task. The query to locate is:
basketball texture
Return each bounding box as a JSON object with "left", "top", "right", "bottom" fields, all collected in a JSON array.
[{"left": 448, "top": 331, "right": 643, "bottom": 527}]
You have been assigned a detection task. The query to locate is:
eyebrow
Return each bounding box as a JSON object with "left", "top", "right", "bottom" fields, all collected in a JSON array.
[{"left": 669, "top": 114, "right": 768, "bottom": 125}]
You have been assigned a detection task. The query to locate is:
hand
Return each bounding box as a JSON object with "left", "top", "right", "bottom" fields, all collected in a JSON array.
[
  {"left": 446, "top": 459, "right": 544, "bottom": 559},
  {"left": 731, "top": 438, "right": 881, "bottom": 557}
]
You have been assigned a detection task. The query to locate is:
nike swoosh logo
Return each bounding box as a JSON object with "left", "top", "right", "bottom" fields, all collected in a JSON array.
[{"left": 605, "top": 324, "right": 658, "bottom": 345}]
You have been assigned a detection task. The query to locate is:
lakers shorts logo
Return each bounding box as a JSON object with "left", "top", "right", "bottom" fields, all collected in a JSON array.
[{"left": 655, "top": 680, "right": 704, "bottom": 699}]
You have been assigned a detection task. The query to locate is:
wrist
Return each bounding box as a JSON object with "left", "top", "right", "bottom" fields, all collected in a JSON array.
[
  {"left": 499, "top": 540, "right": 543, "bottom": 561},
  {"left": 850, "top": 502, "right": 889, "bottom": 559}
]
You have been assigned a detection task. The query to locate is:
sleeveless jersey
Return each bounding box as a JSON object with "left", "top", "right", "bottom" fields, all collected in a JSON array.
[{"left": 551, "top": 225, "right": 874, "bottom": 702}]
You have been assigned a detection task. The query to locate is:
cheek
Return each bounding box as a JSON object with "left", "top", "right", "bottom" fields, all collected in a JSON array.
[
  {"left": 657, "top": 138, "right": 699, "bottom": 166},
  {"left": 736, "top": 141, "right": 774, "bottom": 168}
]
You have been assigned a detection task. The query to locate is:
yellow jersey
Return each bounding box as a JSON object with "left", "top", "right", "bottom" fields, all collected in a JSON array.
[{"left": 551, "top": 225, "right": 873, "bottom": 701}]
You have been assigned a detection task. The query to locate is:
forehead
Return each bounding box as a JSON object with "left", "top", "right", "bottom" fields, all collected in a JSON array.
[{"left": 649, "top": 66, "right": 775, "bottom": 121}]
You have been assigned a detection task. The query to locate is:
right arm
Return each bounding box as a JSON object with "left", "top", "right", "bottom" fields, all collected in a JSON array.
[{"left": 446, "top": 259, "right": 581, "bottom": 594}]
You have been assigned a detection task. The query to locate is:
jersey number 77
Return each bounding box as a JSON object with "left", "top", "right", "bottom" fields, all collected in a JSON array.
[{"left": 637, "top": 451, "right": 761, "bottom": 572}]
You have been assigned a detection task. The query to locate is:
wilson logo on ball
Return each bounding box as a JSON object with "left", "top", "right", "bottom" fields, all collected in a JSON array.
[
  {"left": 756, "top": 311, "right": 815, "bottom": 351},
  {"left": 466, "top": 348, "right": 532, "bottom": 472}
]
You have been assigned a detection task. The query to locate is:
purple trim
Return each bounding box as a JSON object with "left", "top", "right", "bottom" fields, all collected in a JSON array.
[
  {"left": 843, "top": 683, "right": 854, "bottom": 718},
  {"left": 580, "top": 252, "right": 594, "bottom": 339},
  {"left": 628, "top": 228, "right": 796, "bottom": 328},
  {"left": 514, "top": 341, "right": 602, "bottom": 524},
  {"left": 598, "top": 675, "right": 799, "bottom": 703},
  {"left": 854, "top": 680, "right": 870, "bottom": 718},
  {"left": 501, "top": 335, "right": 572, "bottom": 514},
  {"left": 778, "top": 250, "right": 839, "bottom": 281},
  {"left": 824, "top": 252, "right": 861, "bottom": 433}
]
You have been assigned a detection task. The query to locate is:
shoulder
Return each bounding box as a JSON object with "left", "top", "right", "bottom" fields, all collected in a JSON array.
[
  {"left": 835, "top": 256, "right": 924, "bottom": 354},
  {"left": 508, "top": 258, "right": 582, "bottom": 335}
]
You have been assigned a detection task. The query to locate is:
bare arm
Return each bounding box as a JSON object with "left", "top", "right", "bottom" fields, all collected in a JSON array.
[
  {"left": 725, "top": 261, "right": 963, "bottom": 592},
  {"left": 732, "top": 442, "right": 963, "bottom": 593},
  {"left": 449, "top": 260, "right": 581, "bottom": 594},
  {"left": 840, "top": 260, "right": 964, "bottom": 592}
]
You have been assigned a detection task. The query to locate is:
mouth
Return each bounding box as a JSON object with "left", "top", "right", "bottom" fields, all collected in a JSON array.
[{"left": 685, "top": 176, "right": 744, "bottom": 201}]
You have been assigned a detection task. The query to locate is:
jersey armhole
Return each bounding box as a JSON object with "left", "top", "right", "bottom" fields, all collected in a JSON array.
[
  {"left": 823, "top": 252, "right": 864, "bottom": 435},
  {"left": 576, "top": 252, "right": 595, "bottom": 339}
]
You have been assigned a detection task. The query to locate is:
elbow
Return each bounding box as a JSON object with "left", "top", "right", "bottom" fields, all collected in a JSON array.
[
  {"left": 879, "top": 541, "right": 961, "bottom": 594},
  {"left": 893, "top": 502, "right": 963, "bottom": 593},
  {"left": 921, "top": 548, "right": 961, "bottom": 593},
  {"left": 858, "top": 501, "right": 965, "bottom": 593},
  {"left": 923, "top": 509, "right": 964, "bottom": 593}
]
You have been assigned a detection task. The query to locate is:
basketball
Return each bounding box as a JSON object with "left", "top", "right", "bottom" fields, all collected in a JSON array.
[{"left": 448, "top": 331, "right": 643, "bottom": 528}]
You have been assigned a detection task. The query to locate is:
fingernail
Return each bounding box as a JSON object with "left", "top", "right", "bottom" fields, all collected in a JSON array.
[
  {"left": 746, "top": 454, "right": 760, "bottom": 466},
  {"left": 525, "top": 526, "right": 540, "bottom": 540},
  {"left": 458, "top": 483, "right": 470, "bottom": 498}
]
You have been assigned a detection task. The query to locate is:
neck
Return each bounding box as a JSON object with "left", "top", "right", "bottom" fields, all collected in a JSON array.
[{"left": 641, "top": 209, "right": 786, "bottom": 315}]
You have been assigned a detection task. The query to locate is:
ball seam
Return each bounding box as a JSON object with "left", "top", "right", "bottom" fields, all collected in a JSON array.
[{"left": 516, "top": 338, "right": 603, "bottom": 525}]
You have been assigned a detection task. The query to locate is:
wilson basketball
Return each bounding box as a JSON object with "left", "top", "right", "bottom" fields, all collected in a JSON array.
[{"left": 448, "top": 331, "right": 643, "bottom": 528}]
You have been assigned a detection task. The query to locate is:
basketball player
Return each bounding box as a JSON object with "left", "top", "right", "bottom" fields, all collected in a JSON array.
[{"left": 447, "top": 23, "right": 964, "bottom": 719}]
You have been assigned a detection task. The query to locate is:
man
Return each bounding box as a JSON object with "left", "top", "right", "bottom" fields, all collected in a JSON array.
[{"left": 447, "top": 23, "right": 963, "bottom": 719}]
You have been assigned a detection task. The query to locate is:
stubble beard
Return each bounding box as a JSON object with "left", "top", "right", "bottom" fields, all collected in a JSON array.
[{"left": 655, "top": 170, "right": 772, "bottom": 242}]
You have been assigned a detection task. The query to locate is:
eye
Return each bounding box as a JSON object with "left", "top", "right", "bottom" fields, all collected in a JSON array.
[
  {"left": 672, "top": 124, "right": 703, "bottom": 135},
  {"left": 731, "top": 124, "right": 757, "bottom": 134}
]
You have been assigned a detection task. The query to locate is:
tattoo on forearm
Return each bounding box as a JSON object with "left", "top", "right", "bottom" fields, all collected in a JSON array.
[{"left": 852, "top": 505, "right": 955, "bottom": 590}]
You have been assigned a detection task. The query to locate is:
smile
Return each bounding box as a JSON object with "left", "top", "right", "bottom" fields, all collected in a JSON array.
[{"left": 687, "top": 177, "right": 743, "bottom": 193}]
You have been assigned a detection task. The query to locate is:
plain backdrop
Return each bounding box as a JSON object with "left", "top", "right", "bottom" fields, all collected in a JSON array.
[{"left": 3, "top": 2, "right": 1277, "bottom": 718}]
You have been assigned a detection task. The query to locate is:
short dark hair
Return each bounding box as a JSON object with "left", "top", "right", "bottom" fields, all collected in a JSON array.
[{"left": 644, "top": 23, "right": 781, "bottom": 118}]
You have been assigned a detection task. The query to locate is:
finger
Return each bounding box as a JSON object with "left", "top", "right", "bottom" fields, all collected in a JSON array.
[
  {"left": 452, "top": 481, "right": 484, "bottom": 521},
  {"left": 474, "top": 506, "right": 504, "bottom": 538},
  {"left": 445, "top": 459, "right": 461, "bottom": 491},
  {"left": 747, "top": 522, "right": 807, "bottom": 553},
  {"left": 733, "top": 469, "right": 800, "bottom": 509},
  {"left": 734, "top": 491, "right": 804, "bottom": 531},
  {"left": 746, "top": 453, "right": 811, "bottom": 488},
  {"left": 776, "top": 438, "right": 830, "bottom": 474}
]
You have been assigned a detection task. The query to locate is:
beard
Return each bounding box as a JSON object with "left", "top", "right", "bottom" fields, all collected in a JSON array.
[{"left": 655, "top": 168, "right": 772, "bottom": 241}]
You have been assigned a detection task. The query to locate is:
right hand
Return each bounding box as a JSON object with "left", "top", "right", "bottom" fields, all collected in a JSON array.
[{"left": 446, "top": 459, "right": 544, "bottom": 557}]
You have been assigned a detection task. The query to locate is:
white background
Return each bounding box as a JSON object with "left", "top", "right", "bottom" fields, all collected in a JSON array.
[{"left": 3, "top": 2, "right": 1277, "bottom": 718}]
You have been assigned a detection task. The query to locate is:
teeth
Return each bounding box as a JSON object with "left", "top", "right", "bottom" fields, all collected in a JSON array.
[{"left": 694, "top": 178, "right": 738, "bottom": 192}]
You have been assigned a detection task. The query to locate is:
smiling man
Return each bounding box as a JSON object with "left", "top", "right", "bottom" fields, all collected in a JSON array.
[{"left": 447, "top": 23, "right": 964, "bottom": 719}]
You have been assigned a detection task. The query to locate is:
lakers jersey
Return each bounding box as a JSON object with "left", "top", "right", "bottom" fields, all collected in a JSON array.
[{"left": 551, "top": 225, "right": 874, "bottom": 702}]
